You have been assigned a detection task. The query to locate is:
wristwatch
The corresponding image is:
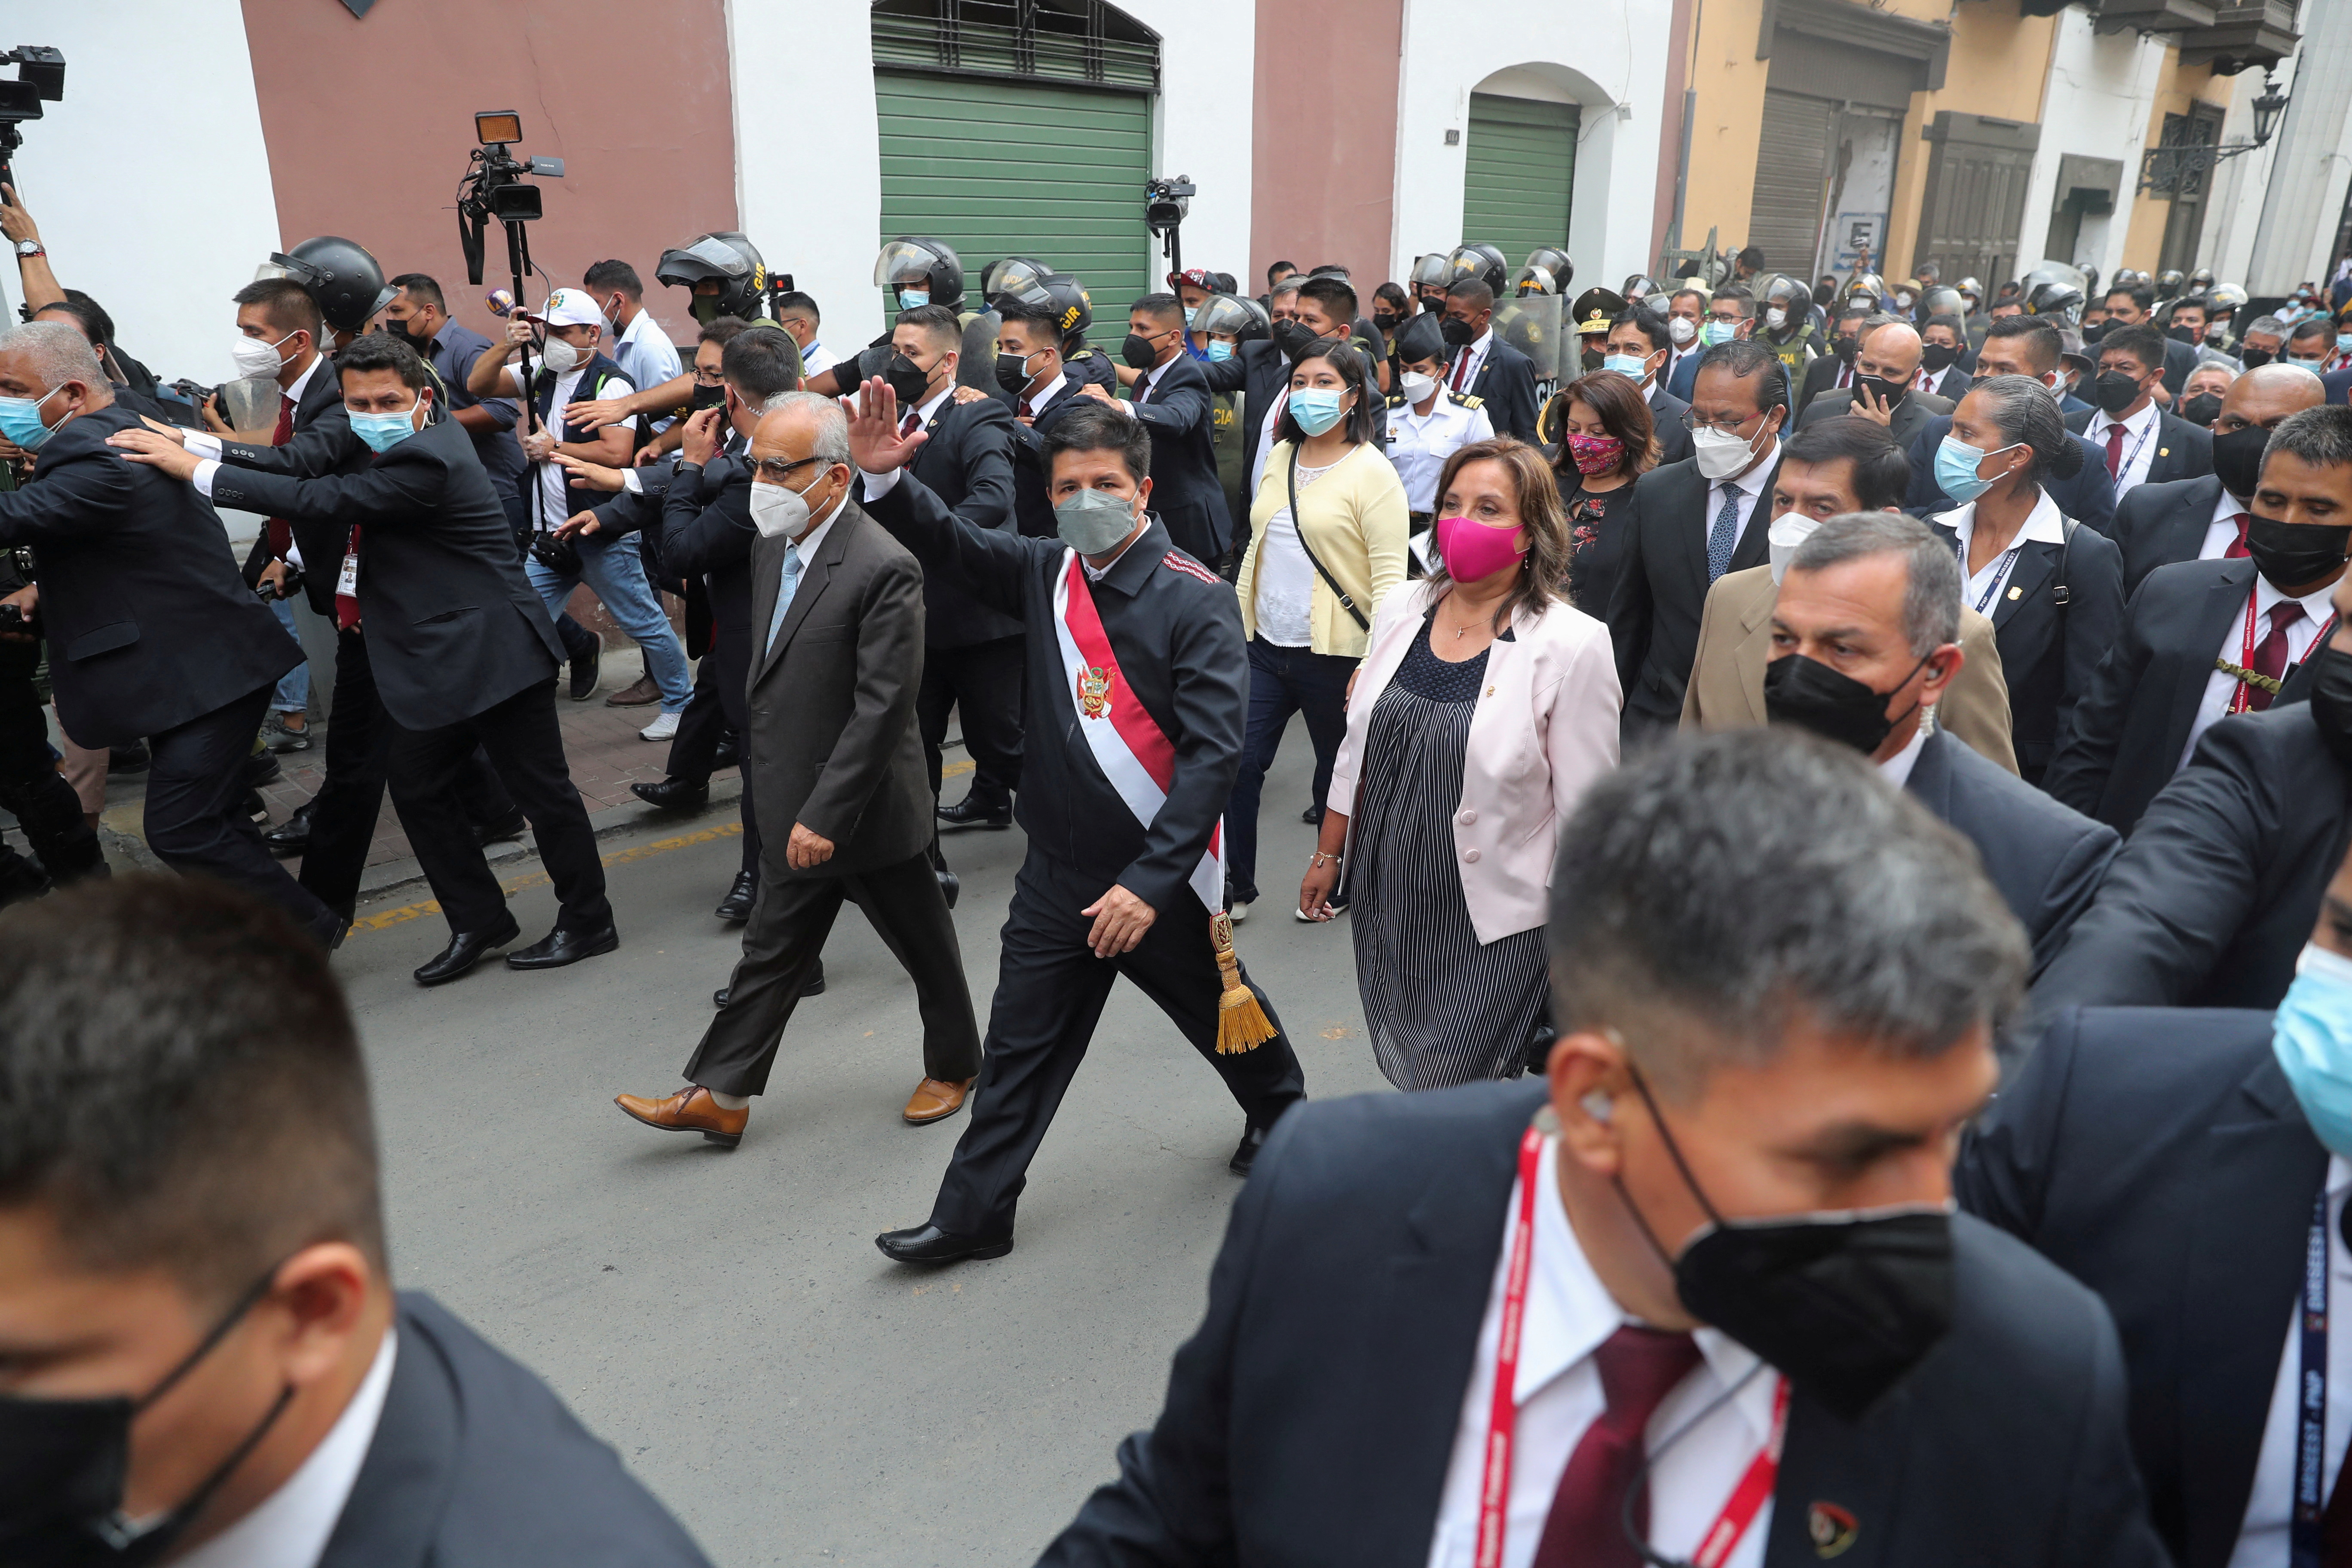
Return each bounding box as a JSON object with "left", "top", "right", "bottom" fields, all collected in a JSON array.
[{"left": 12, "top": 239, "right": 41, "bottom": 260}]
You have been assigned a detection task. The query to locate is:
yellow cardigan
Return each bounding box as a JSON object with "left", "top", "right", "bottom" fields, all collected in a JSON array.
[{"left": 1235, "top": 439, "right": 1411, "bottom": 659}]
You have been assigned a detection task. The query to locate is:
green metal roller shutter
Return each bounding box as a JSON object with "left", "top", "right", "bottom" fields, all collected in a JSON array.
[
  {"left": 1462, "top": 94, "right": 1580, "bottom": 260},
  {"left": 875, "top": 71, "right": 1151, "bottom": 343}
]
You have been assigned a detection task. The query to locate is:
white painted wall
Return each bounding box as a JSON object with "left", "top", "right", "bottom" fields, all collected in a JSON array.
[
  {"left": 2199, "top": 57, "right": 2292, "bottom": 289},
  {"left": 0, "top": 0, "right": 282, "bottom": 388},
  {"left": 2013, "top": 10, "right": 2168, "bottom": 284},
  {"left": 2248, "top": 0, "right": 2352, "bottom": 295},
  {"left": 1389, "top": 0, "right": 1675, "bottom": 292},
  {"left": 734, "top": 0, "right": 1253, "bottom": 355}
]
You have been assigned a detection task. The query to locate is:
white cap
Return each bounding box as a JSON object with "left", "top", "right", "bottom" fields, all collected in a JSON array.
[{"left": 524, "top": 288, "right": 605, "bottom": 329}]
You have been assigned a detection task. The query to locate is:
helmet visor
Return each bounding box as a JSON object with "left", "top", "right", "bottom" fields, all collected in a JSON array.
[
  {"left": 875, "top": 239, "right": 942, "bottom": 288},
  {"left": 1191, "top": 294, "right": 1259, "bottom": 339}
]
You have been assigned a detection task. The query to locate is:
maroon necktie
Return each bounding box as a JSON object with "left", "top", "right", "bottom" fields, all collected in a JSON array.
[
  {"left": 1452, "top": 349, "right": 1472, "bottom": 392},
  {"left": 899, "top": 410, "right": 919, "bottom": 438},
  {"left": 2104, "top": 421, "right": 2126, "bottom": 479},
  {"left": 2226, "top": 513, "right": 2252, "bottom": 560},
  {"left": 1018, "top": 397, "right": 1034, "bottom": 419},
  {"left": 2247, "top": 600, "right": 2302, "bottom": 713},
  {"left": 265, "top": 393, "right": 296, "bottom": 558},
  {"left": 1530, "top": 1326, "right": 1703, "bottom": 1568}
]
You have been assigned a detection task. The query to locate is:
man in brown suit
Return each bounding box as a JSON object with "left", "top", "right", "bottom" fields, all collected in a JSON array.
[
  {"left": 613, "top": 394, "right": 982, "bottom": 1146},
  {"left": 1681, "top": 415, "right": 2019, "bottom": 773}
]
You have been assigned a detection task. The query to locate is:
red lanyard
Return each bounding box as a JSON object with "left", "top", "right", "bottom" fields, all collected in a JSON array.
[{"left": 1474, "top": 1125, "right": 1788, "bottom": 1568}]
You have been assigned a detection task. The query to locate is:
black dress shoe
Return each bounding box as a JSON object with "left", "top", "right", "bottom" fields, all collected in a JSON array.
[
  {"left": 506, "top": 923, "right": 619, "bottom": 970},
  {"left": 264, "top": 800, "right": 316, "bottom": 857},
  {"left": 713, "top": 963, "right": 822, "bottom": 1010},
  {"left": 1230, "top": 1123, "right": 1271, "bottom": 1176},
  {"left": 714, "top": 870, "right": 756, "bottom": 922},
  {"left": 568, "top": 643, "right": 601, "bottom": 703},
  {"left": 245, "top": 750, "right": 283, "bottom": 789},
  {"left": 413, "top": 915, "right": 522, "bottom": 986},
  {"left": 473, "top": 812, "right": 527, "bottom": 847},
  {"left": 632, "top": 776, "right": 709, "bottom": 813},
  {"left": 936, "top": 867, "right": 960, "bottom": 910},
  {"left": 1300, "top": 803, "right": 1323, "bottom": 826},
  {"left": 875, "top": 1223, "right": 1013, "bottom": 1264},
  {"left": 937, "top": 793, "right": 1013, "bottom": 831},
  {"left": 712, "top": 732, "right": 741, "bottom": 772}
]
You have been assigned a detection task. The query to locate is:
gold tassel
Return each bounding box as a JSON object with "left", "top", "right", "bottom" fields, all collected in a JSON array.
[{"left": 1211, "top": 909, "right": 1277, "bottom": 1054}]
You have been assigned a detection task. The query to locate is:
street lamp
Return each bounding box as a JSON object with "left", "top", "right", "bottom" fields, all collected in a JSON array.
[{"left": 2138, "top": 72, "right": 2291, "bottom": 193}]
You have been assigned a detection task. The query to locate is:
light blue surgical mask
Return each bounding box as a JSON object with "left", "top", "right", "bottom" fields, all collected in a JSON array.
[
  {"left": 1183, "top": 306, "right": 1199, "bottom": 328},
  {"left": 0, "top": 385, "right": 60, "bottom": 452},
  {"left": 2337, "top": 332, "right": 2352, "bottom": 352},
  {"left": 1602, "top": 353, "right": 1651, "bottom": 380},
  {"left": 1206, "top": 340, "right": 1234, "bottom": 363},
  {"left": 1933, "top": 434, "right": 2016, "bottom": 507},
  {"left": 1289, "top": 388, "right": 1348, "bottom": 436},
  {"left": 899, "top": 288, "right": 930, "bottom": 311},
  {"left": 2275, "top": 943, "right": 2352, "bottom": 1156},
  {"left": 1700, "top": 320, "right": 1737, "bottom": 348},
  {"left": 349, "top": 398, "right": 424, "bottom": 454}
]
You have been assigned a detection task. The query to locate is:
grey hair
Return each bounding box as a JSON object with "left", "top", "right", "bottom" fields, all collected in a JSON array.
[
  {"left": 1547, "top": 729, "right": 2027, "bottom": 1097},
  {"left": 3, "top": 320, "right": 104, "bottom": 390},
  {"left": 763, "top": 389, "right": 850, "bottom": 466},
  {"left": 2247, "top": 314, "right": 2289, "bottom": 338},
  {"left": 2266, "top": 404, "right": 2352, "bottom": 473},
  {"left": 1789, "top": 512, "right": 1962, "bottom": 654},
  {"left": 1969, "top": 373, "right": 2084, "bottom": 482}
]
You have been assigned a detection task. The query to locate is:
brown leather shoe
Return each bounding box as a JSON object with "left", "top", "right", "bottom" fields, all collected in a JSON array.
[
  {"left": 902, "top": 1076, "right": 976, "bottom": 1125},
  {"left": 604, "top": 673, "right": 662, "bottom": 707},
  {"left": 615, "top": 1085, "right": 747, "bottom": 1147}
]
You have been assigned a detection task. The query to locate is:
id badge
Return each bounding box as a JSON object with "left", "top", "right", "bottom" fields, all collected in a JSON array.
[{"left": 337, "top": 550, "right": 360, "bottom": 597}]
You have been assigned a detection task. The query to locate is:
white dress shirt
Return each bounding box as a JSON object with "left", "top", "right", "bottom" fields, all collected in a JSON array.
[
  {"left": 2088, "top": 399, "right": 2163, "bottom": 497},
  {"left": 1876, "top": 723, "right": 1929, "bottom": 787},
  {"left": 177, "top": 1329, "right": 397, "bottom": 1568},
  {"left": 1424, "top": 1136, "right": 1777, "bottom": 1568},
  {"left": 905, "top": 383, "right": 953, "bottom": 435},
  {"left": 2181, "top": 575, "right": 2336, "bottom": 768},
  {"left": 1708, "top": 441, "right": 1780, "bottom": 560},
  {"left": 2230, "top": 1157, "right": 2352, "bottom": 1568},
  {"left": 2201, "top": 484, "right": 2254, "bottom": 561},
  {"left": 1939, "top": 489, "right": 2070, "bottom": 616},
  {"left": 763, "top": 487, "right": 848, "bottom": 657},
  {"left": 1667, "top": 341, "right": 1703, "bottom": 387},
  {"left": 1019, "top": 370, "right": 1069, "bottom": 418},
  {"left": 1448, "top": 329, "right": 1494, "bottom": 395},
  {"left": 1386, "top": 392, "right": 1494, "bottom": 513},
  {"left": 1132, "top": 355, "right": 1178, "bottom": 404}
]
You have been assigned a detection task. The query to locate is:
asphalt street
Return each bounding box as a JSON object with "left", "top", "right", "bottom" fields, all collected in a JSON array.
[{"left": 337, "top": 738, "right": 1392, "bottom": 1566}]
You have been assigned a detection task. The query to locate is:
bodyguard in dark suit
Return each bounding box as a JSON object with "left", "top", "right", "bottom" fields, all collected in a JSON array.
[
  {"left": 1607, "top": 341, "right": 1788, "bottom": 736},
  {"left": 1113, "top": 293, "right": 1234, "bottom": 563},
  {"left": 1802, "top": 382, "right": 1950, "bottom": 447},
  {"left": 0, "top": 325, "right": 329, "bottom": 940},
  {"left": 615, "top": 395, "right": 982, "bottom": 1144},
  {"left": 2113, "top": 364, "right": 2327, "bottom": 588},
  {"left": 1958, "top": 1004, "right": 2345, "bottom": 1568},
  {"left": 2069, "top": 325, "right": 2215, "bottom": 502},
  {"left": 994, "top": 296, "right": 1098, "bottom": 538},
  {"left": 118, "top": 336, "right": 614, "bottom": 981},
  {"left": 2112, "top": 471, "right": 2230, "bottom": 587},
  {"left": 1793, "top": 304, "right": 1870, "bottom": 417},
  {"left": 1906, "top": 727, "right": 2115, "bottom": 970},
  {"left": 1437, "top": 277, "right": 1540, "bottom": 441},
  {"left": 1796, "top": 320, "right": 1952, "bottom": 450},
  {"left": 1041, "top": 733, "right": 2164, "bottom": 1568}
]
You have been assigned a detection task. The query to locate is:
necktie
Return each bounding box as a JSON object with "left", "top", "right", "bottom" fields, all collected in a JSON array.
[
  {"left": 1452, "top": 349, "right": 1471, "bottom": 392},
  {"left": 2248, "top": 600, "right": 2303, "bottom": 713},
  {"left": 334, "top": 525, "right": 362, "bottom": 631},
  {"left": 763, "top": 540, "right": 804, "bottom": 658},
  {"left": 2227, "top": 512, "right": 2252, "bottom": 560},
  {"left": 1133, "top": 374, "right": 1150, "bottom": 407},
  {"left": 266, "top": 394, "right": 296, "bottom": 559},
  {"left": 899, "top": 411, "right": 919, "bottom": 438},
  {"left": 1706, "top": 484, "right": 1742, "bottom": 582},
  {"left": 2104, "top": 421, "right": 2126, "bottom": 479},
  {"left": 1530, "top": 1326, "right": 1704, "bottom": 1568},
  {"left": 1018, "top": 397, "right": 1034, "bottom": 419}
]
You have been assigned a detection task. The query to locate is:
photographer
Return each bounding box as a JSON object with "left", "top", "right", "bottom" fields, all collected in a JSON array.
[{"left": 0, "top": 322, "right": 331, "bottom": 940}]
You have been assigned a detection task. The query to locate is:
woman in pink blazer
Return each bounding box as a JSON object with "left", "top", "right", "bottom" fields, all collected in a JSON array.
[{"left": 1300, "top": 438, "right": 1620, "bottom": 1088}]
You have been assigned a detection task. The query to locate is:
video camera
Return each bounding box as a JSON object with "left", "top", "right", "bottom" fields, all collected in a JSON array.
[
  {"left": 456, "top": 111, "right": 564, "bottom": 288},
  {"left": 0, "top": 47, "right": 65, "bottom": 199},
  {"left": 1144, "top": 175, "right": 1196, "bottom": 280}
]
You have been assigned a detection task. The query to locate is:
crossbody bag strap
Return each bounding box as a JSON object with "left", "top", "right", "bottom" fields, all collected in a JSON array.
[{"left": 1288, "top": 446, "right": 1369, "bottom": 631}]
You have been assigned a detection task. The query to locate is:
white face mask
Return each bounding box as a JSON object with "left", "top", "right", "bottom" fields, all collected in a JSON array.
[
  {"left": 1767, "top": 511, "right": 1822, "bottom": 584},
  {"left": 539, "top": 336, "right": 582, "bottom": 377},
  {"left": 1667, "top": 316, "right": 1698, "bottom": 346},
  {"left": 231, "top": 328, "right": 296, "bottom": 380},
  {"left": 750, "top": 472, "right": 825, "bottom": 539},
  {"left": 1691, "top": 422, "right": 1765, "bottom": 481},
  {"left": 1764, "top": 307, "right": 1787, "bottom": 331},
  {"left": 1399, "top": 370, "right": 1438, "bottom": 403}
]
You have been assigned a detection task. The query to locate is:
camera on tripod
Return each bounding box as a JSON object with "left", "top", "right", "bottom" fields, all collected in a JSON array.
[
  {"left": 1144, "top": 175, "right": 1194, "bottom": 236},
  {"left": 456, "top": 111, "right": 563, "bottom": 287},
  {"left": 0, "top": 47, "right": 66, "bottom": 199}
]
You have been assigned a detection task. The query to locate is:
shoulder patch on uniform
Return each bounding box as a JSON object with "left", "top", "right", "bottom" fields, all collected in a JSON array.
[
  {"left": 1386, "top": 393, "right": 1406, "bottom": 407},
  {"left": 1161, "top": 551, "right": 1222, "bottom": 587},
  {"left": 1454, "top": 393, "right": 1484, "bottom": 409}
]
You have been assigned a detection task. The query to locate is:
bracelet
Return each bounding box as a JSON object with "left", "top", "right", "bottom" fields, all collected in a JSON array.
[{"left": 1310, "top": 850, "right": 1342, "bottom": 869}]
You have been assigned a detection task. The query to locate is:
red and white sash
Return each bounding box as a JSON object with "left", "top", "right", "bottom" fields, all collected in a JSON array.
[{"left": 1050, "top": 550, "right": 1224, "bottom": 914}]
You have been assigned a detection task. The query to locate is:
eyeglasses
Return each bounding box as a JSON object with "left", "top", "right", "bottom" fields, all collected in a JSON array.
[
  {"left": 751, "top": 456, "right": 821, "bottom": 483},
  {"left": 1682, "top": 410, "right": 1758, "bottom": 435}
]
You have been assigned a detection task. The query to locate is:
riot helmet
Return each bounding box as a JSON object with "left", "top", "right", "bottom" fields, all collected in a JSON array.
[
  {"left": 2023, "top": 281, "right": 2085, "bottom": 323},
  {"left": 2207, "top": 282, "right": 2248, "bottom": 317},
  {"left": 1844, "top": 273, "right": 1886, "bottom": 310},
  {"left": 874, "top": 237, "right": 966, "bottom": 312},
  {"left": 1039, "top": 274, "right": 1096, "bottom": 343},
  {"left": 2155, "top": 269, "right": 2185, "bottom": 297},
  {"left": 1523, "top": 247, "right": 1574, "bottom": 291},
  {"left": 655, "top": 232, "right": 772, "bottom": 324},
  {"left": 1444, "top": 244, "right": 1509, "bottom": 294},
  {"left": 261, "top": 236, "right": 395, "bottom": 335},
  {"left": 1192, "top": 292, "right": 1268, "bottom": 344},
  {"left": 1956, "top": 276, "right": 1984, "bottom": 307},
  {"left": 1920, "top": 286, "right": 1965, "bottom": 319},
  {"left": 1511, "top": 264, "right": 1564, "bottom": 297},
  {"left": 2188, "top": 267, "right": 2216, "bottom": 292},
  {"left": 983, "top": 256, "right": 1055, "bottom": 304}
]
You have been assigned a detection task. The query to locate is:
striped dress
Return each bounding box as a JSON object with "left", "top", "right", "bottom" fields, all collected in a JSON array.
[{"left": 1351, "top": 615, "right": 1550, "bottom": 1090}]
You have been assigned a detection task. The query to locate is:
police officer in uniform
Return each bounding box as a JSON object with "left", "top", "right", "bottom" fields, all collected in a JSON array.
[
  {"left": 852, "top": 386, "right": 1308, "bottom": 1264},
  {"left": 1564, "top": 285, "right": 1626, "bottom": 378},
  {"left": 1755, "top": 274, "right": 1821, "bottom": 379},
  {"left": 1383, "top": 313, "right": 1491, "bottom": 560}
]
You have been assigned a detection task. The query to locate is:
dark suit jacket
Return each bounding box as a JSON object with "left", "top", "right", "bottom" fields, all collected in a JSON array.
[
  {"left": 1200, "top": 340, "right": 1291, "bottom": 504},
  {"left": 1905, "top": 416, "right": 2119, "bottom": 538},
  {"left": 2323, "top": 366, "right": 2352, "bottom": 407},
  {"left": 864, "top": 394, "right": 1018, "bottom": 648},
  {"left": 2032, "top": 702, "right": 2352, "bottom": 1013},
  {"left": 2161, "top": 335, "right": 2199, "bottom": 396},
  {"left": 209, "top": 418, "right": 563, "bottom": 731},
  {"left": 1957, "top": 1008, "right": 2319, "bottom": 1568},
  {"left": 2114, "top": 473, "right": 2231, "bottom": 591},
  {"left": 1128, "top": 352, "right": 1235, "bottom": 560},
  {"left": 1606, "top": 454, "right": 1779, "bottom": 726},
  {"left": 1906, "top": 728, "right": 2116, "bottom": 974},
  {"left": 318, "top": 1292, "right": 708, "bottom": 1567},
  {"left": 1666, "top": 346, "right": 1702, "bottom": 402},
  {"left": 2045, "top": 557, "right": 2260, "bottom": 832},
  {"left": 225, "top": 359, "right": 354, "bottom": 617},
  {"left": 1929, "top": 511, "right": 2124, "bottom": 775},
  {"left": 743, "top": 500, "right": 932, "bottom": 876},
  {"left": 1007, "top": 384, "right": 1095, "bottom": 538},
  {"left": 1923, "top": 363, "right": 1973, "bottom": 402},
  {"left": 661, "top": 450, "right": 759, "bottom": 693},
  {"left": 1461, "top": 334, "right": 1540, "bottom": 442},
  {"left": 1798, "top": 385, "right": 1954, "bottom": 450},
  {"left": 1041, "top": 1080, "right": 2168, "bottom": 1568},
  {"left": 0, "top": 404, "right": 299, "bottom": 747},
  {"left": 1646, "top": 381, "right": 1696, "bottom": 467},
  {"left": 2066, "top": 406, "right": 2216, "bottom": 492},
  {"left": 1794, "top": 352, "right": 1849, "bottom": 418}
]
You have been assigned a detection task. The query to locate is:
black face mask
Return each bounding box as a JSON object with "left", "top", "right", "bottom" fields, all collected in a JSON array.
[
  {"left": 995, "top": 352, "right": 1036, "bottom": 393},
  {"left": 2168, "top": 324, "right": 2200, "bottom": 345},
  {"left": 383, "top": 320, "right": 431, "bottom": 353},
  {"left": 1439, "top": 317, "right": 1477, "bottom": 350},
  {"left": 2091, "top": 369, "right": 2145, "bottom": 416},
  {"left": 1832, "top": 334, "right": 1859, "bottom": 366},
  {"left": 1854, "top": 373, "right": 1910, "bottom": 412},
  {"left": 2245, "top": 516, "right": 2352, "bottom": 592},
  {"left": 0, "top": 1270, "right": 290, "bottom": 1566},
  {"left": 2211, "top": 424, "right": 2270, "bottom": 500},
  {"left": 2241, "top": 346, "right": 2275, "bottom": 369},
  {"left": 2180, "top": 392, "right": 2225, "bottom": 428},
  {"left": 883, "top": 353, "right": 933, "bottom": 408},
  {"left": 1121, "top": 333, "right": 1162, "bottom": 372},
  {"left": 2081, "top": 320, "right": 2109, "bottom": 345},
  {"left": 689, "top": 382, "right": 727, "bottom": 412},
  {"left": 1763, "top": 650, "right": 1929, "bottom": 755},
  {"left": 1920, "top": 343, "right": 1961, "bottom": 374},
  {"left": 1622, "top": 1069, "right": 1957, "bottom": 1423},
  {"left": 1271, "top": 318, "right": 1317, "bottom": 362},
  {"left": 1372, "top": 312, "right": 1400, "bottom": 332},
  {"left": 2308, "top": 641, "right": 2352, "bottom": 772}
]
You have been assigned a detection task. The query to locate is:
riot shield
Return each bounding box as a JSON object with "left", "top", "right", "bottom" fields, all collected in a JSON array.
[{"left": 1493, "top": 291, "right": 1562, "bottom": 382}]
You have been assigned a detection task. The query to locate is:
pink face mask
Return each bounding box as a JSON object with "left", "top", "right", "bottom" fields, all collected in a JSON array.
[
  {"left": 1565, "top": 431, "right": 1625, "bottom": 476},
  {"left": 1435, "top": 512, "right": 1528, "bottom": 583}
]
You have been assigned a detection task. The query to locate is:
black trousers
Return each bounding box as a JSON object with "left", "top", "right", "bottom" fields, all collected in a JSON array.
[
  {"left": 147, "top": 683, "right": 336, "bottom": 941},
  {"left": 928, "top": 849, "right": 1308, "bottom": 1237},
  {"left": 917, "top": 634, "right": 1024, "bottom": 812},
  {"left": 685, "top": 848, "right": 979, "bottom": 1096},
  {"left": 301, "top": 629, "right": 518, "bottom": 915},
  {"left": 387, "top": 678, "right": 611, "bottom": 935},
  {"left": 0, "top": 692, "right": 101, "bottom": 882},
  {"left": 663, "top": 635, "right": 758, "bottom": 876}
]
